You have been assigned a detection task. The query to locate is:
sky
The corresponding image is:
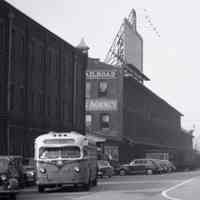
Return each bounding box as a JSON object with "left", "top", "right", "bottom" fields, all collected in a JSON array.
[{"left": 6, "top": 0, "right": 200, "bottom": 146}]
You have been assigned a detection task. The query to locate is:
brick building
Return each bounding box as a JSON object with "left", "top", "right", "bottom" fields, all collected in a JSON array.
[
  {"left": 85, "top": 58, "right": 123, "bottom": 160},
  {"left": 0, "top": 1, "right": 87, "bottom": 157},
  {"left": 85, "top": 8, "right": 193, "bottom": 166},
  {"left": 86, "top": 58, "right": 193, "bottom": 165}
]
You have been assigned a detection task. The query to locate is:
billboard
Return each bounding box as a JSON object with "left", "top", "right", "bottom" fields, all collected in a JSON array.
[{"left": 124, "top": 18, "right": 143, "bottom": 73}]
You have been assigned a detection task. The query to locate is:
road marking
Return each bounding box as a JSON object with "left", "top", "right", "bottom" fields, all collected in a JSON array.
[
  {"left": 99, "top": 179, "right": 180, "bottom": 185},
  {"left": 161, "top": 178, "right": 194, "bottom": 200}
]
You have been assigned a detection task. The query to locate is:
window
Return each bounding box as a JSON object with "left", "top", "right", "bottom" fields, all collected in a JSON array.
[
  {"left": 85, "top": 114, "right": 92, "bottom": 127},
  {"left": 55, "top": 98, "right": 59, "bottom": 118},
  {"left": 100, "top": 113, "right": 110, "bottom": 129},
  {"left": 98, "top": 81, "right": 108, "bottom": 97},
  {"left": 46, "top": 97, "right": 51, "bottom": 116},
  {"left": 39, "top": 146, "right": 80, "bottom": 159},
  {"left": 19, "top": 87, "right": 25, "bottom": 112},
  {"left": 39, "top": 93, "right": 44, "bottom": 114},
  {"left": 0, "top": 83, "right": 1, "bottom": 108},
  {"left": 86, "top": 81, "right": 91, "bottom": 98},
  {"left": 31, "top": 92, "right": 34, "bottom": 112},
  {"left": 10, "top": 84, "right": 15, "bottom": 110},
  {"left": 83, "top": 147, "right": 88, "bottom": 157}
]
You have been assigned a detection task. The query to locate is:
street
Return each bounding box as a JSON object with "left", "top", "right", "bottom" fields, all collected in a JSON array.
[{"left": 17, "top": 170, "right": 200, "bottom": 200}]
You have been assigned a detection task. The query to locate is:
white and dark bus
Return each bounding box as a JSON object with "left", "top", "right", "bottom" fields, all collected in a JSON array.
[{"left": 34, "top": 131, "right": 98, "bottom": 192}]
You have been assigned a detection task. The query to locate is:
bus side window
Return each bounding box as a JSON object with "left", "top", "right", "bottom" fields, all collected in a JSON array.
[{"left": 83, "top": 147, "right": 88, "bottom": 157}]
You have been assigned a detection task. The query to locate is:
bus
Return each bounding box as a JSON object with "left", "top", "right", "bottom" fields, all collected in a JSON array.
[{"left": 34, "top": 131, "right": 98, "bottom": 192}]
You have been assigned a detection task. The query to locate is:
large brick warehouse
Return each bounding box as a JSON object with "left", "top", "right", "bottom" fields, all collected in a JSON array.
[{"left": 0, "top": 1, "right": 87, "bottom": 157}]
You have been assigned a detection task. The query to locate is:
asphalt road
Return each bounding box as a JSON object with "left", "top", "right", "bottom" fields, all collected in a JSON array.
[{"left": 17, "top": 170, "right": 200, "bottom": 200}]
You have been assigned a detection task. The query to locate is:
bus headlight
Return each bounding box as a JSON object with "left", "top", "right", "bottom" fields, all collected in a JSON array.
[
  {"left": 1, "top": 174, "right": 7, "bottom": 181},
  {"left": 39, "top": 168, "right": 46, "bottom": 174},
  {"left": 74, "top": 166, "right": 80, "bottom": 173}
]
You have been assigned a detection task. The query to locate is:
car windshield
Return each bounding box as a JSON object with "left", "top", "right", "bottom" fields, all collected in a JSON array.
[
  {"left": 132, "top": 160, "right": 147, "bottom": 164},
  {"left": 39, "top": 146, "right": 81, "bottom": 159},
  {"left": 0, "top": 159, "right": 9, "bottom": 173}
]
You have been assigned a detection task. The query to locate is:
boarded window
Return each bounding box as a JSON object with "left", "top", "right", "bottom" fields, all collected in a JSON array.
[
  {"left": 100, "top": 113, "right": 110, "bottom": 129},
  {"left": 86, "top": 81, "right": 91, "bottom": 98},
  {"left": 85, "top": 114, "right": 92, "bottom": 127},
  {"left": 98, "top": 81, "right": 108, "bottom": 97}
]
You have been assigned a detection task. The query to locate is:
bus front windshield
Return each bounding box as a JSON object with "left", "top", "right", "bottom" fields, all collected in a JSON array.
[{"left": 39, "top": 146, "right": 81, "bottom": 159}]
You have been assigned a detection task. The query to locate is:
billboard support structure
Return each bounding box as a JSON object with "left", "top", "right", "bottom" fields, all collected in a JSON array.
[{"left": 104, "top": 9, "right": 149, "bottom": 83}]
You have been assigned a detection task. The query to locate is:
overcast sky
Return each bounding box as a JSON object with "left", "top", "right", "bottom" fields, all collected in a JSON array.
[{"left": 6, "top": 0, "right": 200, "bottom": 143}]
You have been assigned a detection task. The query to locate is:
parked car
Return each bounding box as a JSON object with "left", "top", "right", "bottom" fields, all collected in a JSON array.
[
  {"left": 0, "top": 156, "right": 21, "bottom": 200},
  {"left": 158, "top": 160, "right": 176, "bottom": 173},
  {"left": 151, "top": 159, "right": 167, "bottom": 174},
  {"left": 22, "top": 158, "right": 36, "bottom": 186},
  {"left": 97, "top": 160, "right": 114, "bottom": 178},
  {"left": 119, "top": 158, "right": 162, "bottom": 176}
]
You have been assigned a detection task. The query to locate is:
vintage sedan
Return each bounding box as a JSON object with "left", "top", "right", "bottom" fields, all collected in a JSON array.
[
  {"left": 158, "top": 160, "right": 176, "bottom": 173},
  {"left": 119, "top": 158, "right": 162, "bottom": 175},
  {"left": 23, "top": 165, "right": 36, "bottom": 186},
  {"left": 97, "top": 160, "right": 114, "bottom": 178},
  {"left": 22, "top": 158, "right": 36, "bottom": 186},
  {"left": 0, "top": 156, "right": 21, "bottom": 200}
]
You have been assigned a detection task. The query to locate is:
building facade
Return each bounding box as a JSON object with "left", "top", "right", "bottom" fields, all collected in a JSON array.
[
  {"left": 85, "top": 58, "right": 123, "bottom": 161},
  {"left": 0, "top": 1, "right": 87, "bottom": 157},
  {"left": 86, "top": 59, "right": 193, "bottom": 166},
  {"left": 86, "top": 8, "right": 193, "bottom": 167}
]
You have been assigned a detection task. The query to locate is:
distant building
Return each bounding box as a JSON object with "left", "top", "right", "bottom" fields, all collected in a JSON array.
[
  {"left": 87, "top": 8, "right": 193, "bottom": 167},
  {"left": 85, "top": 59, "right": 122, "bottom": 161},
  {"left": 86, "top": 58, "right": 193, "bottom": 164}
]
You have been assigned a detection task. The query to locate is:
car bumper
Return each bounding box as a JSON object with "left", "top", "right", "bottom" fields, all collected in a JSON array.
[{"left": 0, "top": 186, "right": 18, "bottom": 195}]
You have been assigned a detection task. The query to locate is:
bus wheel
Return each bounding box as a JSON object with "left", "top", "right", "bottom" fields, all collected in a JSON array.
[
  {"left": 9, "top": 193, "right": 16, "bottom": 200},
  {"left": 38, "top": 185, "right": 45, "bottom": 193},
  {"left": 83, "top": 177, "right": 91, "bottom": 191},
  {"left": 83, "top": 182, "right": 90, "bottom": 191}
]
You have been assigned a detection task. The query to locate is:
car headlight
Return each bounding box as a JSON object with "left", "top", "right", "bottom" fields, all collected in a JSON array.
[
  {"left": 27, "top": 171, "right": 34, "bottom": 176},
  {"left": 39, "top": 168, "right": 46, "bottom": 174},
  {"left": 1, "top": 174, "right": 7, "bottom": 181},
  {"left": 74, "top": 166, "right": 80, "bottom": 173}
]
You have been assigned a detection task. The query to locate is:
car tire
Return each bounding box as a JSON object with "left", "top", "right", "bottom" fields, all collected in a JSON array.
[
  {"left": 168, "top": 168, "right": 172, "bottom": 173},
  {"left": 92, "top": 176, "right": 98, "bottom": 186},
  {"left": 83, "top": 174, "right": 91, "bottom": 191},
  {"left": 38, "top": 185, "right": 45, "bottom": 193},
  {"left": 146, "top": 169, "right": 153, "bottom": 175},
  {"left": 119, "top": 169, "right": 126, "bottom": 176},
  {"left": 83, "top": 181, "right": 91, "bottom": 191},
  {"left": 10, "top": 193, "right": 16, "bottom": 200}
]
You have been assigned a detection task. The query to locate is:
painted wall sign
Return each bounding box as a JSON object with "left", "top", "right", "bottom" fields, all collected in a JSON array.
[
  {"left": 86, "top": 99, "right": 118, "bottom": 111},
  {"left": 86, "top": 70, "right": 116, "bottom": 79}
]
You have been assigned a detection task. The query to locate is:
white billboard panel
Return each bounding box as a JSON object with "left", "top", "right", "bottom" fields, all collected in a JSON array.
[{"left": 124, "top": 19, "right": 143, "bottom": 72}]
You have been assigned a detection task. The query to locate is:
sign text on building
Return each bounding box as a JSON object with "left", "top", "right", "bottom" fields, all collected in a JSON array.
[
  {"left": 86, "top": 99, "right": 118, "bottom": 111},
  {"left": 86, "top": 70, "right": 116, "bottom": 79}
]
